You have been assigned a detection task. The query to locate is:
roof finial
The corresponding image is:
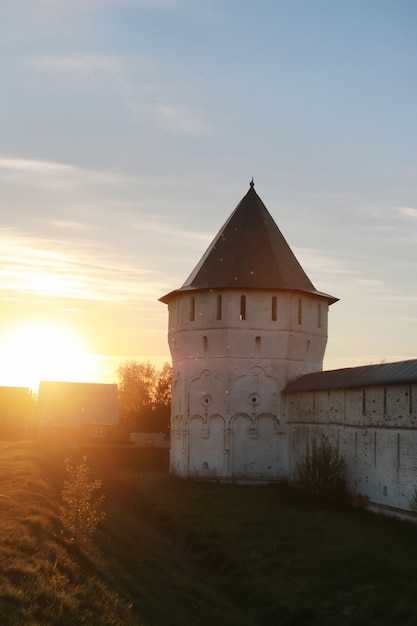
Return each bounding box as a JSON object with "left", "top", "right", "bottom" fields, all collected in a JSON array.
[{"left": 249, "top": 177, "right": 254, "bottom": 188}]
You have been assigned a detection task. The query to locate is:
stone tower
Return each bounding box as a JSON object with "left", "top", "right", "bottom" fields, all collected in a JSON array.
[{"left": 160, "top": 182, "right": 337, "bottom": 481}]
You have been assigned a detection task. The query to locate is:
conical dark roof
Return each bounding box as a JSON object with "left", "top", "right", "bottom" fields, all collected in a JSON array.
[{"left": 161, "top": 182, "right": 337, "bottom": 304}]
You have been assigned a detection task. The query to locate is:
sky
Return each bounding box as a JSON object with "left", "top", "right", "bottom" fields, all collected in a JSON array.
[{"left": 1, "top": 0, "right": 417, "bottom": 391}]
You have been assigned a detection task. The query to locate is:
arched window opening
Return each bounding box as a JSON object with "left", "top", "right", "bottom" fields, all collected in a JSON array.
[
  {"left": 240, "top": 295, "right": 246, "bottom": 321},
  {"left": 255, "top": 336, "right": 261, "bottom": 357},
  {"left": 203, "top": 335, "right": 208, "bottom": 356},
  {"left": 297, "top": 298, "right": 302, "bottom": 325},
  {"left": 190, "top": 296, "right": 195, "bottom": 322}
]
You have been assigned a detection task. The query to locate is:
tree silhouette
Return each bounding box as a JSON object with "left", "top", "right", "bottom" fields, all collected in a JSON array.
[
  {"left": 117, "top": 361, "right": 172, "bottom": 433},
  {"left": 59, "top": 456, "right": 105, "bottom": 548}
]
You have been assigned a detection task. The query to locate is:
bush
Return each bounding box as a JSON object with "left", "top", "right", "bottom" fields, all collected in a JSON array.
[
  {"left": 296, "top": 436, "right": 346, "bottom": 504},
  {"left": 59, "top": 456, "right": 106, "bottom": 548}
]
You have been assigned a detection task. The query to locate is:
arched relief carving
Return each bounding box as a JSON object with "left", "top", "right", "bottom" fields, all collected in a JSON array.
[
  {"left": 229, "top": 412, "right": 279, "bottom": 438},
  {"left": 230, "top": 412, "right": 281, "bottom": 479},
  {"left": 257, "top": 412, "right": 280, "bottom": 428},
  {"left": 230, "top": 412, "right": 254, "bottom": 425},
  {"left": 187, "top": 413, "right": 225, "bottom": 432},
  {"left": 188, "top": 368, "right": 226, "bottom": 418},
  {"left": 187, "top": 413, "right": 206, "bottom": 427},
  {"left": 208, "top": 413, "right": 225, "bottom": 426},
  {"left": 188, "top": 414, "right": 225, "bottom": 477},
  {"left": 230, "top": 366, "right": 279, "bottom": 416},
  {"left": 203, "top": 413, "right": 225, "bottom": 438}
]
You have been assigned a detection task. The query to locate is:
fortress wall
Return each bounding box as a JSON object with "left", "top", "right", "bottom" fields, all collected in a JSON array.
[{"left": 286, "top": 382, "right": 417, "bottom": 515}]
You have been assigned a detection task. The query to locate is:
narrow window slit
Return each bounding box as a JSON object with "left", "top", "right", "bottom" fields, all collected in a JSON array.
[
  {"left": 216, "top": 294, "right": 222, "bottom": 320},
  {"left": 272, "top": 296, "right": 277, "bottom": 321},
  {"left": 240, "top": 295, "right": 246, "bottom": 321}
]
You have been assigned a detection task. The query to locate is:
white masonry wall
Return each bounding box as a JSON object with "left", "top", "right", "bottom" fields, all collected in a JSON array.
[
  {"left": 286, "top": 382, "right": 417, "bottom": 516},
  {"left": 167, "top": 288, "right": 329, "bottom": 481}
]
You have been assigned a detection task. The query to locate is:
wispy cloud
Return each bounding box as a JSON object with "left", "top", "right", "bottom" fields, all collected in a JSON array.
[
  {"left": 397, "top": 206, "right": 417, "bottom": 220},
  {"left": 0, "top": 156, "right": 132, "bottom": 195},
  {"left": 0, "top": 157, "right": 214, "bottom": 241},
  {"left": 0, "top": 229, "right": 165, "bottom": 303},
  {"left": 32, "top": 53, "right": 128, "bottom": 74},
  {"left": 24, "top": 0, "right": 193, "bottom": 11},
  {"left": 154, "top": 104, "right": 210, "bottom": 134},
  {"left": 0, "top": 157, "right": 74, "bottom": 174},
  {"left": 356, "top": 204, "right": 417, "bottom": 225},
  {"left": 31, "top": 52, "right": 157, "bottom": 79},
  {"left": 30, "top": 51, "right": 210, "bottom": 135},
  {"left": 375, "top": 294, "right": 417, "bottom": 303}
]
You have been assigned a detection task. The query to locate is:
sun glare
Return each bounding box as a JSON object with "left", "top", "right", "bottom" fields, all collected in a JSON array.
[{"left": 0, "top": 322, "right": 95, "bottom": 392}]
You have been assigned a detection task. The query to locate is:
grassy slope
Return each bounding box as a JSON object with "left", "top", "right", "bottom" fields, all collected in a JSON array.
[{"left": 1, "top": 441, "right": 417, "bottom": 625}]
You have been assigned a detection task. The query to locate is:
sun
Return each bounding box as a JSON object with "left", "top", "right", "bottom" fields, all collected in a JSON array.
[{"left": 0, "top": 321, "right": 94, "bottom": 391}]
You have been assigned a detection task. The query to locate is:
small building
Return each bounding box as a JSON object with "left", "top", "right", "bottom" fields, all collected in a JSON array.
[{"left": 37, "top": 381, "right": 119, "bottom": 442}]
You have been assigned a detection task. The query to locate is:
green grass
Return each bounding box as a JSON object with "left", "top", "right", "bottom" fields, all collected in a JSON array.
[{"left": 1, "top": 441, "right": 417, "bottom": 625}]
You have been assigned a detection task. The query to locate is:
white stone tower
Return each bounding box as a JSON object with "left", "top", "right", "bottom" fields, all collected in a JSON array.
[{"left": 160, "top": 182, "right": 337, "bottom": 481}]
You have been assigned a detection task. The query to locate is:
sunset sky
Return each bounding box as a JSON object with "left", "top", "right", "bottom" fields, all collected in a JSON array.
[{"left": 1, "top": 0, "right": 417, "bottom": 391}]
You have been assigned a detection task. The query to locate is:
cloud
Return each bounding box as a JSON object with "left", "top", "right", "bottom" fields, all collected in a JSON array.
[
  {"left": 31, "top": 52, "right": 157, "bottom": 81},
  {"left": 44, "top": 220, "right": 92, "bottom": 231},
  {"left": 0, "top": 157, "right": 74, "bottom": 174},
  {"left": 32, "top": 53, "right": 128, "bottom": 75},
  {"left": 0, "top": 156, "right": 131, "bottom": 193},
  {"left": 0, "top": 229, "right": 165, "bottom": 304},
  {"left": 358, "top": 204, "right": 417, "bottom": 226},
  {"left": 23, "top": 0, "right": 190, "bottom": 10},
  {"left": 375, "top": 294, "right": 417, "bottom": 303},
  {"left": 295, "top": 247, "right": 360, "bottom": 280},
  {"left": 154, "top": 104, "right": 210, "bottom": 134},
  {"left": 30, "top": 52, "right": 210, "bottom": 135},
  {"left": 398, "top": 206, "right": 417, "bottom": 220}
]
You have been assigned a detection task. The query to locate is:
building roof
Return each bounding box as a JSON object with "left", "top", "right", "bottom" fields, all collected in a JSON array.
[
  {"left": 160, "top": 181, "right": 338, "bottom": 304},
  {"left": 284, "top": 359, "right": 417, "bottom": 393}
]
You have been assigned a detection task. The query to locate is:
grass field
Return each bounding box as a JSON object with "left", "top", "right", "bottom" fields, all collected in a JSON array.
[{"left": 1, "top": 440, "right": 417, "bottom": 625}]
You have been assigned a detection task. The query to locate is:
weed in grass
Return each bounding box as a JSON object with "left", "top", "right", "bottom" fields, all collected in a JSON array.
[
  {"left": 296, "top": 434, "right": 346, "bottom": 504},
  {"left": 409, "top": 487, "right": 417, "bottom": 515}
]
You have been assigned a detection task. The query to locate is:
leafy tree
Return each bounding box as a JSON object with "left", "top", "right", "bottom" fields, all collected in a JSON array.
[
  {"left": 155, "top": 362, "right": 172, "bottom": 408},
  {"left": 152, "top": 362, "right": 172, "bottom": 433},
  {"left": 117, "top": 361, "right": 172, "bottom": 433},
  {"left": 59, "top": 456, "right": 105, "bottom": 548}
]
